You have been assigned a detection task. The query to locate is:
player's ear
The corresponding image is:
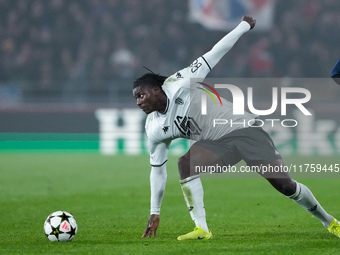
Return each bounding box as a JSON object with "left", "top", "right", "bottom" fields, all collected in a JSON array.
[{"left": 152, "top": 86, "right": 161, "bottom": 95}]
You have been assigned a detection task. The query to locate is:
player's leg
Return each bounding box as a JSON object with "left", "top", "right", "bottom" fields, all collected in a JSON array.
[
  {"left": 257, "top": 158, "right": 296, "bottom": 196},
  {"left": 237, "top": 126, "right": 339, "bottom": 237},
  {"left": 258, "top": 158, "right": 338, "bottom": 235},
  {"left": 177, "top": 143, "right": 224, "bottom": 240}
]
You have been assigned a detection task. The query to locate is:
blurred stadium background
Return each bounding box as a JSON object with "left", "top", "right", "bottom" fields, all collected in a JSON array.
[{"left": 1, "top": 0, "right": 340, "bottom": 156}]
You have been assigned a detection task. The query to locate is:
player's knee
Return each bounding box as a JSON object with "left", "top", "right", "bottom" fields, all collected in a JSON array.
[
  {"left": 178, "top": 155, "right": 190, "bottom": 179},
  {"left": 274, "top": 179, "right": 296, "bottom": 196}
]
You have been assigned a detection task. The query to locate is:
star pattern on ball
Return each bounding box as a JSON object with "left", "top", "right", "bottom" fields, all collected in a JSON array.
[
  {"left": 67, "top": 224, "right": 77, "bottom": 239},
  {"left": 44, "top": 211, "right": 77, "bottom": 242},
  {"left": 46, "top": 216, "right": 52, "bottom": 224},
  {"left": 58, "top": 212, "right": 71, "bottom": 223},
  {"left": 49, "top": 225, "right": 60, "bottom": 239}
]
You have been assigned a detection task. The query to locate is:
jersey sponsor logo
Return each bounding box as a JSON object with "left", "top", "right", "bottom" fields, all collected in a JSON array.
[
  {"left": 174, "top": 116, "right": 201, "bottom": 137},
  {"left": 175, "top": 97, "right": 184, "bottom": 105},
  {"left": 190, "top": 59, "right": 202, "bottom": 73},
  {"left": 162, "top": 126, "right": 169, "bottom": 134}
]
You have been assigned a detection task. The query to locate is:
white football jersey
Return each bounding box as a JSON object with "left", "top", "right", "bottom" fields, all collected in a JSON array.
[{"left": 146, "top": 56, "right": 257, "bottom": 166}]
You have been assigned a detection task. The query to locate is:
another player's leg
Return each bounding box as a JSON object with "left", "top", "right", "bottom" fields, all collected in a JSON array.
[
  {"left": 260, "top": 159, "right": 340, "bottom": 237},
  {"left": 177, "top": 144, "right": 222, "bottom": 240}
]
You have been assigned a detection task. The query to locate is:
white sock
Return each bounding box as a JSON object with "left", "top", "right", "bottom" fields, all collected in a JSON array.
[
  {"left": 289, "top": 181, "right": 333, "bottom": 228},
  {"left": 180, "top": 175, "right": 209, "bottom": 232}
]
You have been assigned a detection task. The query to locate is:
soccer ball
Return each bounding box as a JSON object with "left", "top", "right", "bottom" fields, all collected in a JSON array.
[{"left": 44, "top": 211, "right": 78, "bottom": 242}]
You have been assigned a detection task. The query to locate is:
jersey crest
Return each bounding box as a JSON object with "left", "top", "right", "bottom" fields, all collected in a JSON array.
[{"left": 175, "top": 97, "right": 184, "bottom": 105}]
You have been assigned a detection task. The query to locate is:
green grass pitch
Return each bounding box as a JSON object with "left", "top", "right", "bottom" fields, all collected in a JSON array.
[{"left": 0, "top": 153, "right": 339, "bottom": 254}]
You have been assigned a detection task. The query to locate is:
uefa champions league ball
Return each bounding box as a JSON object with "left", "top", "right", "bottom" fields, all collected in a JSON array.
[{"left": 44, "top": 211, "right": 78, "bottom": 241}]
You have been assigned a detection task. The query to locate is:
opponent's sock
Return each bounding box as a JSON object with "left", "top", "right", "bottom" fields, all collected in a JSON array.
[
  {"left": 180, "top": 175, "right": 209, "bottom": 232},
  {"left": 288, "top": 182, "right": 333, "bottom": 228}
]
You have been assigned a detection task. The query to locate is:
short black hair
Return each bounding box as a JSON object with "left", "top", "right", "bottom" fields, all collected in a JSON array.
[{"left": 133, "top": 73, "right": 168, "bottom": 89}]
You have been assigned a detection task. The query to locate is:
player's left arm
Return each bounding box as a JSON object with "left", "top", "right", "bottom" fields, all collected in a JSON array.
[
  {"left": 164, "top": 16, "right": 255, "bottom": 87},
  {"left": 331, "top": 59, "right": 340, "bottom": 85},
  {"left": 203, "top": 16, "right": 255, "bottom": 70}
]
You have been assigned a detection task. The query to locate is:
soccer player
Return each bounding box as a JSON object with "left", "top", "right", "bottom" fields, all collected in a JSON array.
[
  {"left": 331, "top": 58, "right": 340, "bottom": 85},
  {"left": 133, "top": 16, "right": 340, "bottom": 240}
]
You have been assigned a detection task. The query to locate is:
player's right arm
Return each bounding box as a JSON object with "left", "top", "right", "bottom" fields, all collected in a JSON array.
[
  {"left": 141, "top": 163, "right": 166, "bottom": 238},
  {"left": 142, "top": 138, "right": 170, "bottom": 238}
]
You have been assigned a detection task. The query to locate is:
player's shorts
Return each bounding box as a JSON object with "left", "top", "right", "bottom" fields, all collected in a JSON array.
[{"left": 194, "top": 124, "right": 282, "bottom": 166}]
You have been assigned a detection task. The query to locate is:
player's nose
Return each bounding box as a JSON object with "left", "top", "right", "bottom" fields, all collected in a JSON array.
[{"left": 136, "top": 98, "right": 142, "bottom": 107}]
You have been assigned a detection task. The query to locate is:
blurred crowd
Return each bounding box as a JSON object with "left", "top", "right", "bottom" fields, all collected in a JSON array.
[{"left": 0, "top": 0, "right": 340, "bottom": 102}]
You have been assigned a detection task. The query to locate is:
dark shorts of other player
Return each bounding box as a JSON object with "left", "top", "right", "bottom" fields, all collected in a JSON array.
[{"left": 194, "top": 124, "right": 282, "bottom": 167}]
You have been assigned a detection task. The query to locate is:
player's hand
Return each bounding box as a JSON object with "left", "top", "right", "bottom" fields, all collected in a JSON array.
[
  {"left": 142, "top": 214, "right": 160, "bottom": 238},
  {"left": 242, "top": 16, "right": 256, "bottom": 30}
]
